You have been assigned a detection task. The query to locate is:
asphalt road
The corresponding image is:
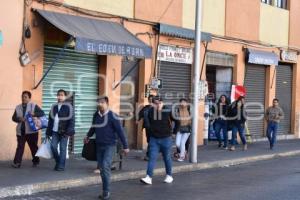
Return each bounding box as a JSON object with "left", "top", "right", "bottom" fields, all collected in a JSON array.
[{"left": 5, "top": 156, "right": 300, "bottom": 200}]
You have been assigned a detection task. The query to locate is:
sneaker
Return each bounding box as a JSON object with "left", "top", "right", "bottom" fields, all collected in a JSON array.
[
  {"left": 164, "top": 175, "right": 174, "bottom": 183},
  {"left": 218, "top": 143, "right": 222, "bottom": 148},
  {"left": 99, "top": 192, "right": 110, "bottom": 200},
  {"left": 243, "top": 144, "right": 248, "bottom": 151},
  {"left": 230, "top": 146, "right": 235, "bottom": 151},
  {"left": 223, "top": 146, "right": 228, "bottom": 150},
  {"left": 140, "top": 175, "right": 152, "bottom": 185},
  {"left": 177, "top": 157, "right": 185, "bottom": 162},
  {"left": 94, "top": 169, "right": 100, "bottom": 174}
]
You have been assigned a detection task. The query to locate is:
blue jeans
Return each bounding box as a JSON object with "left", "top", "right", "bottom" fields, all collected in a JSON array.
[
  {"left": 231, "top": 123, "right": 247, "bottom": 146},
  {"left": 215, "top": 120, "right": 228, "bottom": 147},
  {"left": 51, "top": 132, "right": 68, "bottom": 170},
  {"left": 147, "top": 136, "right": 172, "bottom": 177},
  {"left": 97, "top": 145, "right": 115, "bottom": 193},
  {"left": 267, "top": 121, "right": 279, "bottom": 148}
]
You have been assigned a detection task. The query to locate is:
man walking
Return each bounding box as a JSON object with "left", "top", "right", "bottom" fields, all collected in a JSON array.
[
  {"left": 265, "top": 98, "right": 284, "bottom": 150},
  {"left": 12, "top": 91, "right": 45, "bottom": 168},
  {"left": 46, "top": 89, "right": 75, "bottom": 171},
  {"left": 140, "top": 96, "right": 176, "bottom": 185},
  {"left": 84, "top": 96, "right": 129, "bottom": 200}
]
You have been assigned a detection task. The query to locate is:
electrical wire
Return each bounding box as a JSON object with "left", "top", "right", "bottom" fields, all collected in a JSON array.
[{"left": 157, "top": 0, "right": 175, "bottom": 22}]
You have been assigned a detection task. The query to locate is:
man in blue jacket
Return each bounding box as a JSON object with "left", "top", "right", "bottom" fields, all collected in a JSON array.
[
  {"left": 84, "top": 96, "right": 129, "bottom": 200},
  {"left": 46, "top": 89, "right": 75, "bottom": 171}
]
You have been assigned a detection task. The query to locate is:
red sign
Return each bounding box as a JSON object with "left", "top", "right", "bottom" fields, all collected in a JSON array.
[{"left": 231, "top": 85, "right": 246, "bottom": 102}]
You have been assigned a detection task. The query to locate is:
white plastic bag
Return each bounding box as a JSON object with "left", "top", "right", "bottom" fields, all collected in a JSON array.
[{"left": 36, "top": 138, "right": 53, "bottom": 159}]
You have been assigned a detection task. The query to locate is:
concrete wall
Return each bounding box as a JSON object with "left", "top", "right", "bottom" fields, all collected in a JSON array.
[
  {"left": 289, "top": 0, "right": 300, "bottom": 48},
  {"left": 182, "top": 0, "right": 226, "bottom": 37},
  {"left": 0, "top": 0, "right": 24, "bottom": 160},
  {"left": 182, "top": 0, "right": 196, "bottom": 29},
  {"left": 134, "top": 0, "right": 183, "bottom": 26},
  {"left": 225, "top": 0, "right": 260, "bottom": 41},
  {"left": 259, "top": 3, "right": 289, "bottom": 47},
  {"left": 64, "top": 0, "right": 134, "bottom": 18},
  {"left": 202, "top": 0, "right": 225, "bottom": 36}
]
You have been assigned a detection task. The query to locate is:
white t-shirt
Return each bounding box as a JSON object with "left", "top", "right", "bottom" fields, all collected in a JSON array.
[{"left": 52, "top": 104, "right": 62, "bottom": 132}]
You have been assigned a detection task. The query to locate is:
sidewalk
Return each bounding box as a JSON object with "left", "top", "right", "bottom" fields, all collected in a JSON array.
[{"left": 1, "top": 139, "right": 300, "bottom": 198}]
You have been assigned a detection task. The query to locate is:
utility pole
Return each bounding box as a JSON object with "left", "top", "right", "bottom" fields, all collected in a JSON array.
[{"left": 190, "top": 0, "right": 202, "bottom": 163}]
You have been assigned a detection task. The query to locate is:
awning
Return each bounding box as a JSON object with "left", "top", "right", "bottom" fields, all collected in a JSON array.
[
  {"left": 246, "top": 48, "right": 279, "bottom": 65},
  {"left": 36, "top": 10, "right": 152, "bottom": 58},
  {"left": 158, "top": 23, "right": 212, "bottom": 42}
]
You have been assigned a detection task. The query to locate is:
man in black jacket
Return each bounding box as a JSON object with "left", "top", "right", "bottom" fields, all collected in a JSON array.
[
  {"left": 140, "top": 96, "right": 176, "bottom": 185},
  {"left": 46, "top": 89, "right": 75, "bottom": 171}
]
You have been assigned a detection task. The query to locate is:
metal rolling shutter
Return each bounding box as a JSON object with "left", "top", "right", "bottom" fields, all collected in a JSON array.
[
  {"left": 276, "top": 65, "right": 293, "bottom": 135},
  {"left": 244, "top": 65, "right": 266, "bottom": 138},
  {"left": 158, "top": 61, "right": 191, "bottom": 104},
  {"left": 43, "top": 46, "right": 98, "bottom": 154}
]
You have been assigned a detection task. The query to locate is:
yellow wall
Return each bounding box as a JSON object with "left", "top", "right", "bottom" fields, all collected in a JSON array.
[
  {"left": 182, "top": 0, "right": 225, "bottom": 36},
  {"left": 182, "top": 0, "right": 196, "bottom": 29},
  {"left": 259, "top": 3, "right": 289, "bottom": 46},
  {"left": 64, "top": 0, "right": 134, "bottom": 18}
]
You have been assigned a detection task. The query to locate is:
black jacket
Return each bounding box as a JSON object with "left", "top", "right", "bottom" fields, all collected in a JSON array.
[
  {"left": 212, "top": 103, "right": 229, "bottom": 121},
  {"left": 227, "top": 102, "right": 246, "bottom": 126},
  {"left": 46, "top": 103, "right": 75, "bottom": 136},
  {"left": 138, "top": 105, "right": 152, "bottom": 129},
  {"left": 148, "top": 106, "right": 176, "bottom": 138}
]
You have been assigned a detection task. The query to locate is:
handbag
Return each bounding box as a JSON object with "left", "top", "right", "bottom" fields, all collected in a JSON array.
[
  {"left": 35, "top": 138, "right": 53, "bottom": 159},
  {"left": 82, "top": 139, "right": 97, "bottom": 161}
]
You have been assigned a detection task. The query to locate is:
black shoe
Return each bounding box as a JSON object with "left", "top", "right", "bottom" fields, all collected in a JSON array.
[
  {"left": 11, "top": 163, "right": 21, "bottom": 168},
  {"left": 32, "top": 162, "right": 39, "bottom": 168},
  {"left": 218, "top": 143, "right": 222, "bottom": 148},
  {"left": 55, "top": 168, "right": 65, "bottom": 171}
]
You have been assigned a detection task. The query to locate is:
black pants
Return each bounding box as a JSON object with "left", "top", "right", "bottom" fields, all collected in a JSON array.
[{"left": 14, "top": 133, "right": 40, "bottom": 165}]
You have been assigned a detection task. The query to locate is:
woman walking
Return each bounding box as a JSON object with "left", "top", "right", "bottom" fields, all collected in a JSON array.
[
  {"left": 228, "top": 96, "right": 247, "bottom": 151},
  {"left": 213, "top": 95, "right": 230, "bottom": 149},
  {"left": 175, "top": 98, "right": 192, "bottom": 162}
]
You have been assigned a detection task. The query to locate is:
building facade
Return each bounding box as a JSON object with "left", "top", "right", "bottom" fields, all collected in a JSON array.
[{"left": 0, "top": 0, "right": 300, "bottom": 160}]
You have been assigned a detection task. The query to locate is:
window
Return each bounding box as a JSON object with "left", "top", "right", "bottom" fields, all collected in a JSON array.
[
  {"left": 261, "top": 0, "right": 272, "bottom": 5},
  {"left": 261, "top": 0, "right": 288, "bottom": 9},
  {"left": 274, "top": 0, "right": 287, "bottom": 9}
]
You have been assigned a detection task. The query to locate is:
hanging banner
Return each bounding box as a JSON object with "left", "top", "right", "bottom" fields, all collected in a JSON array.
[
  {"left": 280, "top": 50, "right": 298, "bottom": 63},
  {"left": 157, "top": 44, "right": 193, "bottom": 64},
  {"left": 231, "top": 85, "right": 246, "bottom": 102}
]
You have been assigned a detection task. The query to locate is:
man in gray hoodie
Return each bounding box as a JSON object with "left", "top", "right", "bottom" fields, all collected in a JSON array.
[{"left": 265, "top": 98, "right": 284, "bottom": 150}]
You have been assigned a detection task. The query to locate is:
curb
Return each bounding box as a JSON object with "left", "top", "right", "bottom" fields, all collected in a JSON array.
[{"left": 1, "top": 150, "right": 300, "bottom": 198}]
